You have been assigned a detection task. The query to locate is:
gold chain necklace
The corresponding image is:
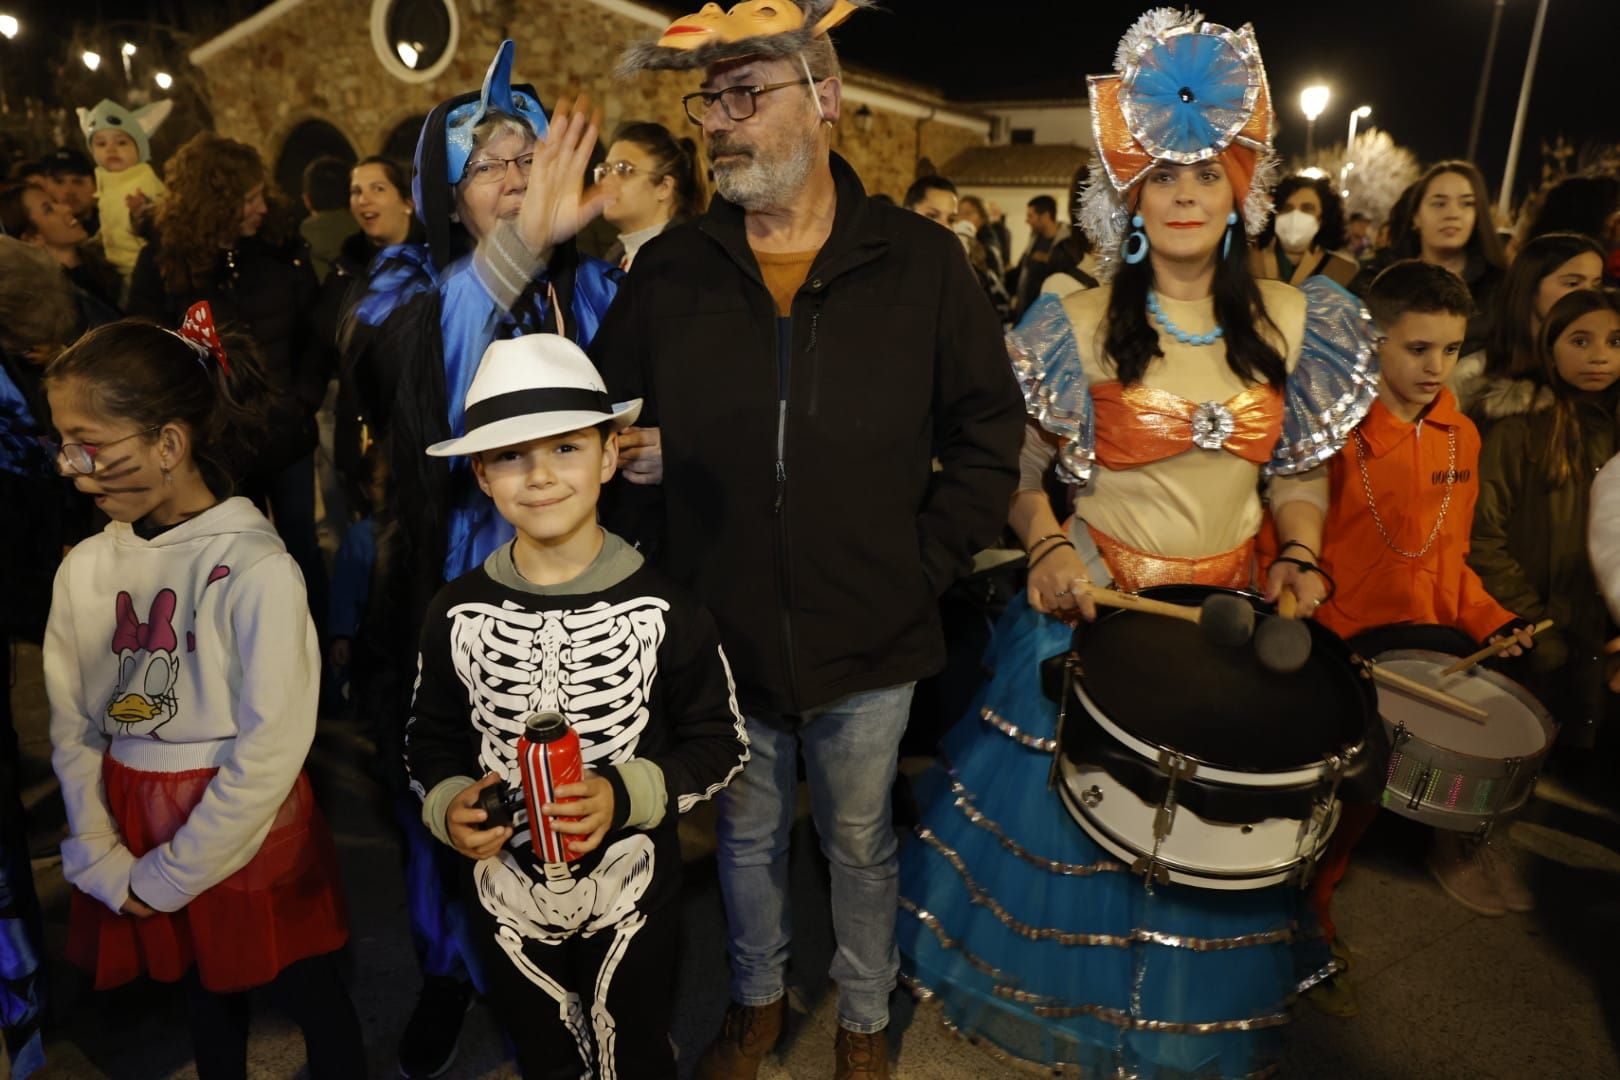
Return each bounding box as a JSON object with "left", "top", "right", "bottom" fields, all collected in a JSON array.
[{"left": 1353, "top": 425, "right": 1456, "bottom": 559}]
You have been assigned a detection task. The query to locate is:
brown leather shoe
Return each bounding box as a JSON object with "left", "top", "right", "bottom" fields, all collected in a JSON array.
[
  {"left": 695, "top": 998, "right": 785, "bottom": 1080},
  {"left": 834, "top": 1028, "right": 890, "bottom": 1080}
]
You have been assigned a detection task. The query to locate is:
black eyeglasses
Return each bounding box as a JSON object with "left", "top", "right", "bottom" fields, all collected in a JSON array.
[
  {"left": 42, "top": 425, "right": 162, "bottom": 476},
  {"left": 682, "top": 79, "right": 811, "bottom": 125}
]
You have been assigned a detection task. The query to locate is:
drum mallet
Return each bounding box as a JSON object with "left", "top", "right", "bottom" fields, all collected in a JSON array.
[
  {"left": 1254, "top": 588, "right": 1313, "bottom": 674},
  {"left": 1083, "top": 585, "right": 1256, "bottom": 647},
  {"left": 1438, "top": 619, "right": 1555, "bottom": 677}
]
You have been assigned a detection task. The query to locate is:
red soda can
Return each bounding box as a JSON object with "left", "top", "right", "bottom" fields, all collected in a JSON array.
[{"left": 515, "top": 710, "right": 584, "bottom": 863}]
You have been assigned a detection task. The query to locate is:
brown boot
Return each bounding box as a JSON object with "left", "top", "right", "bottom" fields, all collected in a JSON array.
[
  {"left": 834, "top": 1028, "right": 890, "bottom": 1080},
  {"left": 695, "top": 998, "right": 785, "bottom": 1080}
]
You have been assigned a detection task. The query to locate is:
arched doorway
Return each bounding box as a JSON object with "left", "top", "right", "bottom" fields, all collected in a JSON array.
[
  {"left": 274, "top": 118, "right": 356, "bottom": 205},
  {"left": 381, "top": 114, "right": 428, "bottom": 165}
]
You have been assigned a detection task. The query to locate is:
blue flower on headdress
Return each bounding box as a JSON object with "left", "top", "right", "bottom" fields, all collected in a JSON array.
[{"left": 1123, "top": 32, "right": 1251, "bottom": 159}]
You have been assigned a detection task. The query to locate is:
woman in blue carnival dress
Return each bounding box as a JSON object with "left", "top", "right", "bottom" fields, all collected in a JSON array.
[{"left": 896, "top": 9, "right": 1379, "bottom": 1077}]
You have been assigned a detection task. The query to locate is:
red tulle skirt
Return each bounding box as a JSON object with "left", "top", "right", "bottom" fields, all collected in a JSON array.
[{"left": 68, "top": 757, "right": 350, "bottom": 993}]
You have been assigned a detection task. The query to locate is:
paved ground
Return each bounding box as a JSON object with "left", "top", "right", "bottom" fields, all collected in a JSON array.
[{"left": 7, "top": 640, "right": 1620, "bottom": 1079}]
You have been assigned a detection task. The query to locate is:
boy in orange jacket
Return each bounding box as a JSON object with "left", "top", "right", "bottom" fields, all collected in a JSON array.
[{"left": 1306, "top": 261, "right": 1535, "bottom": 1010}]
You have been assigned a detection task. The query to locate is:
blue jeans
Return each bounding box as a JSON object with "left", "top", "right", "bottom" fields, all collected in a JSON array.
[{"left": 716, "top": 683, "right": 915, "bottom": 1033}]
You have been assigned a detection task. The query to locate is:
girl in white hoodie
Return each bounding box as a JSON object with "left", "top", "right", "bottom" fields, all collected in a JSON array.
[{"left": 41, "top": 310, "right": 364, "bottom": 1078}]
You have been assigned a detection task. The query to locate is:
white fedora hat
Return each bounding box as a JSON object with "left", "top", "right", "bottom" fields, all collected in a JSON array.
[{"left": 426, "top": 334, "right": 642, "bottom": 457}]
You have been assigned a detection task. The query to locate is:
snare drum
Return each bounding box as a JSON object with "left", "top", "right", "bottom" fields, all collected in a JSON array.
[
  {"left": 1056, "top": 586, "right": 1376, "bottom": 890},
  {"left": 1373, "top": 650, "right": 1555, "bottom": 833}
]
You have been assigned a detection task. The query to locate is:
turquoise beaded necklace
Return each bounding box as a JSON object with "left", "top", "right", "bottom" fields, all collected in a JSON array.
[{"left": 1147, "top": 290, "right": 1224, "bottom": 347}]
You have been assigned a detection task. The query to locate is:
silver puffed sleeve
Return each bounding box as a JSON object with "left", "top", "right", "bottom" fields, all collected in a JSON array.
[
  {"left": 1007, "top": 293, "right": 1096, "bottom": 486},
  {"left": 1267, "top": 276, "right": 1380, "bottom": 475}
]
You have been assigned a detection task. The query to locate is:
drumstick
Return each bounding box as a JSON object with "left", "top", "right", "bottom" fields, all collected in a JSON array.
[
  {"left": 1082, "top": 585, "right": 1202, "bottom": 623},
  {"left": 1366, "top": 665, "right": 1489, "bottom": 723},
  {"left": 1438, "top": 619, "right": 1555, "bottom": 677}
]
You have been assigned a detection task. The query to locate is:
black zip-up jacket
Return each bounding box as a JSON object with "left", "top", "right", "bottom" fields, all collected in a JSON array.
[
  {"left": 594, "top": 153, "right": 1024, "bottom": 718},
  {"left": 128, "top": 233, "right": 324, "bottom": 476}
]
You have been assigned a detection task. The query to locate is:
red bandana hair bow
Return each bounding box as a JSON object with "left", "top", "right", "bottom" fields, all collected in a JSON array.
[{"left": 174, "top": 300, "right": 231, "bottom": 376}]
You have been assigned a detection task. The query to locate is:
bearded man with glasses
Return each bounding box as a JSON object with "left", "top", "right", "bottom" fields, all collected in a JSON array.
[{"left": 479, "top": 4, "right": 1024, "bottom": 1076}]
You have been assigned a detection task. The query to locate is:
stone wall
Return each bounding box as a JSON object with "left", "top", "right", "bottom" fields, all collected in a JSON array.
[
  {"left": 832, "top": 103, "right": 988, "bottom": 201},
  {"left": 195, "top": 0, "right": 986, "bottom": 202}
]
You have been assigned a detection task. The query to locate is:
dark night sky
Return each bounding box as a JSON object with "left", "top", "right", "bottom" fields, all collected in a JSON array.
[
  {"left": 831, "top": 0, "right": 1618, "bottom": 204},
  {"left": 11, "top": 0, "right": 1618, "bottom": 204}
]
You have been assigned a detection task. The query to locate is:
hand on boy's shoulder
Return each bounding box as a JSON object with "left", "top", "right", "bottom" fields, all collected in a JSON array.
[{"left": 616, "top": 426, "right": 662, "bottom": 486}]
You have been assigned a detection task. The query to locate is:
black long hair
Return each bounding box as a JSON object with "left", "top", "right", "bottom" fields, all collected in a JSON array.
[
  {"left": 1523, "top": 175, "right": 1620, "bottom": 247},
  {"left": 1257, "top": 174, "right": 1347, "bottom": 251},
  {"left": 1391, "top": 160, "right": 1508, "bottom": 272},
  {"left": 1104, "top": 218, "right": 1286, "bottom": 388},
  {"left": 1484, "top": 231, "right": 1606, "bottom": 379},
  {"left": 1534, "top": 288, "right": 1620, "bottom": 487}
]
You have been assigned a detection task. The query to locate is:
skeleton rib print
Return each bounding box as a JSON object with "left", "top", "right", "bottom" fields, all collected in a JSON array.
[{"left": 446, "top": 596, "right": 671, "bottom": 783}]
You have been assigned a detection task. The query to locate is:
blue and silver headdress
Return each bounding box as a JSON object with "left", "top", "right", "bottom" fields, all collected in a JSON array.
[
  {"left": 443, "top": 39, "right": 549, "bottom": 187},
  {"left": 411, "top": 39, "right": 550, "bottom": 271},
  {"left": 1079, "top": 8, "right": 1279, "bottom": 280}
]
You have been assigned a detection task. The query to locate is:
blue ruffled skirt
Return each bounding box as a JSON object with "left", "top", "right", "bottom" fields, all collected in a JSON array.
[{"left": 898, "top": 596, "right": 1333, "bottom": 1078}]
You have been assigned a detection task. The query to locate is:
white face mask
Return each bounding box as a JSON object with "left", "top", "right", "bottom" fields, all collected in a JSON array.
[{"left": 1274, "top": 208, "right": 1320, "bottom": 252}]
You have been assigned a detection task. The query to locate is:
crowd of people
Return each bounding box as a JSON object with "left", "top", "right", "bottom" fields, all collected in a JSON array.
[{"left": 2, "top": 2, "right": 1620, "bottom": 1078}]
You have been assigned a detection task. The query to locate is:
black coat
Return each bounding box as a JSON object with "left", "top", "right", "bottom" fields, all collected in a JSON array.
[
  {"left": 128, "top": 233, "right": 324, "bottom": 475},
  {"left": 595, "top": 153, "right": 1025, "bottom": 718},
  {"left": 319, "top": 230, "right": 388, "bottom": 491}
]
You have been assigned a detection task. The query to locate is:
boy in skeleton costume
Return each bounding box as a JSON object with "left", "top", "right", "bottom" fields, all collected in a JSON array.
[{"left": 405, "top": 335, "right": 748, "bottom": 1078}]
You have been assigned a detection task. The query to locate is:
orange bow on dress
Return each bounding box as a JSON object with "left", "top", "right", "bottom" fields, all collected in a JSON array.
[{"left": 1089, "top": 382, "right": 1282, "bottom": 471}]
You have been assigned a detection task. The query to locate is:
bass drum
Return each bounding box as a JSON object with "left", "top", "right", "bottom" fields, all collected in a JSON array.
[{"left": 1056, "top": 585, "right": 1377, "bottom": 890}]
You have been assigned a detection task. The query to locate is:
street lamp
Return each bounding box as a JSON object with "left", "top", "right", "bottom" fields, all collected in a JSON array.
[
  {"left": 1299, "top": 85, "right": 1331, "bottom": 161},
  {"left": 1500, "top": 0, "right": 1552, "bottom": 218},
  {"left": 0, "top": 14, "right": 17, "bottom": 115},
  {"left": 1467, "top": 0, "right": 1508, "bottom": 162},
  {"left": 82, "top": 49, "right": 101, "bottom": 71},
  {"left": 154, "top": 71, "right": 173, "bottom": 91},
  {"left": 120, "top": 41, "right": 136, "bottom": 84},
  {"left": 1341, "top": 109, "right": 1370, "bottom": 192},
  {"left": 1346, "top": 105, "right": 1371, "bottom": 148}
]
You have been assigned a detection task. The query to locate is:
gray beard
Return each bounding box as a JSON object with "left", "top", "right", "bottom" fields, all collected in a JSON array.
[{"left": 712, "top": 137, "right": 818, "bottom": 211}]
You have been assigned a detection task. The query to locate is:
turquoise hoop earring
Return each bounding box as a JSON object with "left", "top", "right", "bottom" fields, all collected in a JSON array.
[
  {"left": 1123, "top": 214, "right": 1149, "bottom": 264},
  {"left": 1222, "top": 211, "right": 1239, "bottom": 259}
]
